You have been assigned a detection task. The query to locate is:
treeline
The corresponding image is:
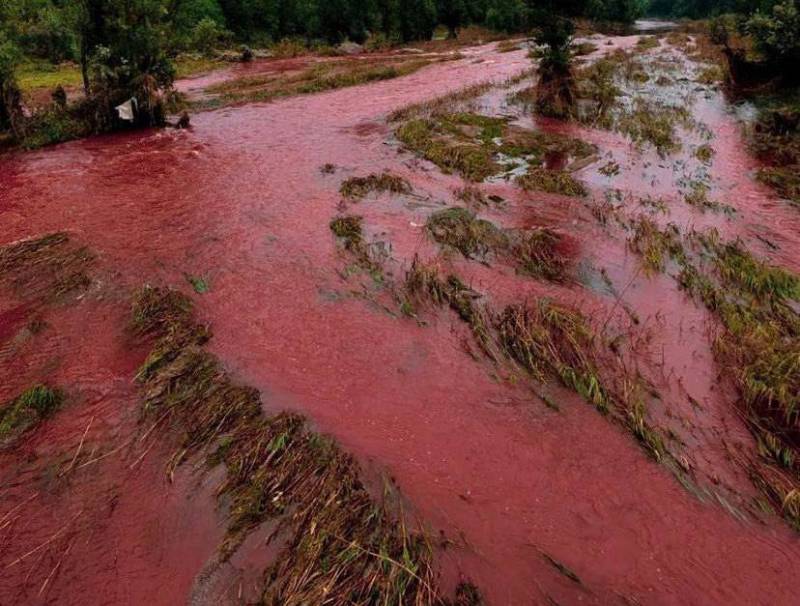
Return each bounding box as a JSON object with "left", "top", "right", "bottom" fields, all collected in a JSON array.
[
  {"left": 1, "top": 0, "right": 649, "bottom": 66},
  {"left": 645, "top": 0, "right": 799, "bottom": 81}
]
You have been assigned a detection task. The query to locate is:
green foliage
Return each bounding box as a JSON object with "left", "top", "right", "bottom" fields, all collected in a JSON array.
[
  {"left": 587, "top": 0, "right": 646, "bottom": 23},
  {"left": 190, "top": 17, "right": 234, "bottom": 56},
  {"left": 485, "top": 0, "right": 529, "bottom": 32},
  {"left": 0, "top": 385, "right": 64, "bottom": 444},
  {"left": 746, "top": 0, "right": 800, "bottom": 64}
]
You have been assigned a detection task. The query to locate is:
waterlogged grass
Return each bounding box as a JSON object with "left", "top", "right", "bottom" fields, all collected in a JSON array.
[
  {"left": 396, "top": 115, "right": 503, "bottom": 182},
  {"left": 340, "top": 172, "right": 411, "bottom": 200},
  {"left": 0, "top": 233, "right": 94, "bottom": 303},
  {"left": 130, "top": 285, "right": 463, "bottom": 602},
  {"left": 402, "top": 261, "right": 668, "bottom": 462},
  {"left": 516, "top": 167, "right": 587, "bottom": 197},
  {"left": 427, "top": 207, "right": 508, "bottom": 259},
  {"left": 330, "top": 215, "right": 385, "bottom": 280},
  {"left": 626, "top": 222, "right": 800, "bottom": 527},
  {"left": 573, "top": 50, "right": 696, "bottom": 155},
  {"left": 756, "top": 167, "right": 800, "bottom": 204},
  {"left": 497, "top": 301, "right": 610, "bottom": 412},
  {"left": 425, "top": 207, "right": 573, "bottom": 282},
  {"left": 395, "top": 106, "right": 595, "bottom": 186},
  {"left": 0, "top": 385, "right": 63, "bottom": 446},
  {"left": 628, "top": 217, "right": 683, "bottom": 274},
  {"left": 512, "top": 228, "right": 569, "bottom": 282},
  {"left": 201, "top": 57, "right": 439, "bottom": 109}
]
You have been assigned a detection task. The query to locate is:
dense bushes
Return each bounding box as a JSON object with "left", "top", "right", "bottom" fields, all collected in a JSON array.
[{"left": 745, "top": 0, "right": 800, "bottom": 65}]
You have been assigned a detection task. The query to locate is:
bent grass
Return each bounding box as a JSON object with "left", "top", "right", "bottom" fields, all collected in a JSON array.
[
  {"left": 130, "top": 285, "right": 456, "bottom": 602},
  {"left": 627, "top": 222, "right": 800, "bottom": 527},
  {"left": 0, "top": 233, "right": 94, "bottom": 304},
  {"left": 0, "top": 385, "right": 63, "bottom": 447}
]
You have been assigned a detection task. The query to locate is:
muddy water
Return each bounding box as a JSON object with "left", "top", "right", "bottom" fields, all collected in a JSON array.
[{"left": 2, "top": 38, "right": 800, "bottom": 605}]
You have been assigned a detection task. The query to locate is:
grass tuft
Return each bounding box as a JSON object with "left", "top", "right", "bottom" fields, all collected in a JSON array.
[
  {"left": 0, "top": 385, "right": 64, "bottom": 446},
  {"left": 426, "top": 207, "right": 508, "bottom": 259},
  {"left": 516, "top": 167, "right": 587, "bottom": 197},
  {"left": 340, "top": 172, "right": 412, "bottom": 200}
]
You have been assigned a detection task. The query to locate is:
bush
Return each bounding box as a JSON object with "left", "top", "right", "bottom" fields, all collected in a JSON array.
[
  {"left": 364, "top": 32, "right": 395, "bottom": 52},
  {"left": 746, "top": 0, "right": 800, "bottom": 64},
  {"left": 485, "top": 0, "right": 530, "bottom": 33},
  {"left": 190, "top": 17, "right": 233, "bottom": 55},
  {"left": 0, "top": 31, "right": 24, "bottom": 137}
]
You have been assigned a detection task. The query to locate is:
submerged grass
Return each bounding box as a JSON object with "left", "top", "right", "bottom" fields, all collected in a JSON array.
[
  {"left": 402, "top": 260, "right": 667, "bottom": 462},
  {"left": 426, "top": 207, "right": 507, "bottom": 259},
  {"left": 426, "top": 207, "right": 572, "bottom": 282},
  {"left": 130, "top": 285, "right": 458, "bottom": 603},
  {"left": 496, "top": 302, "right": 609, "bottom": 412},
  {"left": 394, "top": 101, "right": 595, "bottom": 185},
  {"left": 0, "top": 385, "right": 64, "bottom": 447},
  {"left": 396, "top": 115, "right": 502, "bottom": 182},
  {"left": 329, "top": 215, "right": 385, "bottom": 280},
  {"left": 0, "top": 232, "right": 94, "bottom": 303},
  {"left": 511, "top": 229, "right": 569, "bottom": 282},
  {"left": 340, "top": 172, "right": 412, "bottom": 200},
  {"left": 201, "top": 57, "right": 439, "bottom": 109},
  {"left": 516, "top": 167, "right": 587, "bottom": 197},
  {"left": 626, "top": 221, "right": 800, "bottom": 526}
]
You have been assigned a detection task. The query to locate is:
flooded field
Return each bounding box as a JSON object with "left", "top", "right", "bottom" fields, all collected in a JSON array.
[{"left": 2, "top": 29, "right": 800, "bottom": 605}]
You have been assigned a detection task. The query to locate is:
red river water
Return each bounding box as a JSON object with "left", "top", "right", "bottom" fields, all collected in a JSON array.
[{"left": 1, "top": 36, "right": 800, "bottom": 605}]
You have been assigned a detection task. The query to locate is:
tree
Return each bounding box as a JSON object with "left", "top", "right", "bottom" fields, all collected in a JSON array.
[
  {"left": 0, "top": 30, "right": 25, "bottom": 138},
  {"left": 397, "top": 0, "right": 438, "bottom": 42},
  {"left": 438, "top": 0, "right": 467, "bottom": 37},
  {"left": 76, "top": 0, "right": 177, "bottom": 128},
  {"left": 485, "top": 0, "right": 528, "bottom": 32},
  {"left": 587, "top": 0, "right": 646, "bottom": 23},
  {"left": 746, "top": 0, "right": 800, "bottom": 65},
  {"left": 532, "top": 13, "right": 577, "bottom": 118}
]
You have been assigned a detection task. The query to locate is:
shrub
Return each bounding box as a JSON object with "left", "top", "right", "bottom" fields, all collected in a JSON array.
[{"left": 190, "top": 17, "right": 233, "bottom": 56}]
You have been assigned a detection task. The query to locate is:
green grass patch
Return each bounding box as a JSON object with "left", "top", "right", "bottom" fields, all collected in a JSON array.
[
  {"left": 339, "top": 172, "right": 411, "bottom": 200},
  {"left": 0, "top": 385, "right": 64, "bottom": 446}
]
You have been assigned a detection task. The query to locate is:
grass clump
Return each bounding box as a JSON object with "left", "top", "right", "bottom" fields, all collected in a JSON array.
[
  {"left": 130, "top": 285, "right": 454, "bottom": 602},
  {"left": 496, "top": 301, "right": 609, "bottom": 411},
  {"left": 497, "top": 126, "right": 597, "bottom": 165},
  {"left": 756, "top": 167, "right": 800, "bottom": 204},
  {"left": 202, "top": 57, "right": 438, "bottom": 109},
  {"left": 396, "top": 115, "right": 502, "bottom": 182},
  {"left": 628, "top": 217, "right": 683, "bottom": 274},
  {"left": 426, "top": 207, "right": 508, "bottom": 259},
  {"left": 329, "top": 215, "right": 385, "bottom": 278},
  {"left": 0, "top": 233, "right": 94, "bottom": 303},
  {"left": 683, "top": 183, "right": 734, "bottom": 214},
  {"left": 340, "top": 172, "right": 411, "bottom": 200},
  {"left": 636, "top": 36, "right": 660, "bottom": 51},
  {"left": 403, "top": 265, "right": 666, "bottom": 461},
  {"left": 511, "top": 229, "right": 569, "bottom": 282},
  {"left": 426, "top": 208, "right": 573, "bottom": 281},
  {"left": 0, "top": 385, "right": 63, "bottom": 447},
  {"left": 394, "top": 99, "right": 596, "bottom": 185},
  {"left": 695, "top": 144, "right": 715, "bottom": 163},
  {"left": 403, "top": 257, "right": 494, "bottom": 356},
  {"left": 616, "top": 99, "right": 685, "bottom": 156},
  {"left": 516, "top": 167, "right": 587, "bottom": 197},
  {"left": 572, "top": 41, "right": 598, "bottom": 56}
]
